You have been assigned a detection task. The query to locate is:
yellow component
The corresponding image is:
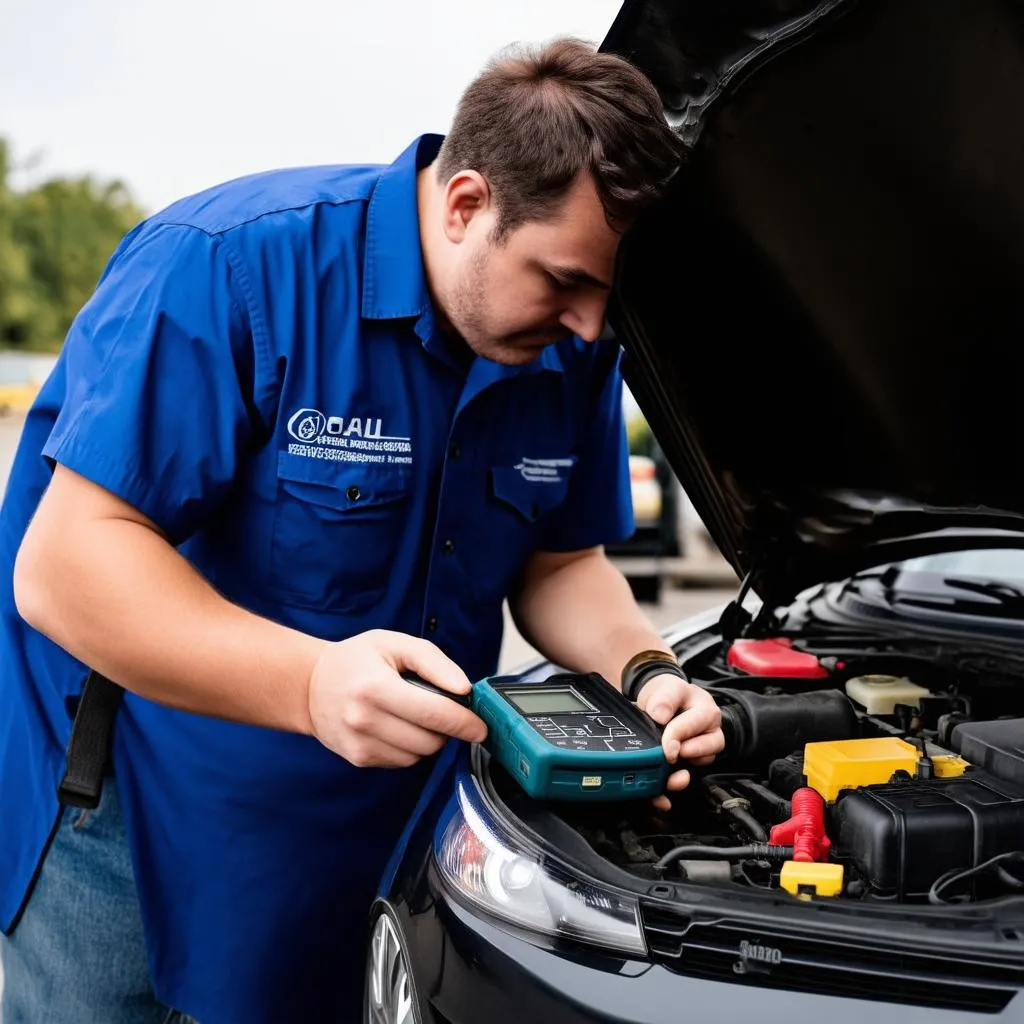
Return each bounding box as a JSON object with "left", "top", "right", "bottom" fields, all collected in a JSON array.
[
  {"left": 780, "top": 861, "right": 845, "bottom": 899},
  {"left": 932, "top": 754, "right": 970, "bottom": 778},
  {"left": 804, "top": 737, "right": 919, "bottom": 801},
  {"left": 804, "top": 737, "right": 970, "bottom": 800}
]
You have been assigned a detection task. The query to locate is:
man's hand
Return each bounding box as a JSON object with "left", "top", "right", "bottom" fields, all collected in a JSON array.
[
  {"left": 635, "top": 674, "right": 724, "bottom": 811},
  {"left": 308, "top": 630, "right": 488, "bottom": 768}
]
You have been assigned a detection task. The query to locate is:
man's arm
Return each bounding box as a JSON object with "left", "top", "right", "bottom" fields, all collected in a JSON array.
[
  {"left": 13, "top": 222, "right": 483, "bottom": 770},
  {"left": 15, "top": 465, "right": 324, "bottom": 734},
  {"left": 510, "top": 545, "right": 724, "bottom": 802},
  {"left": 15, "top": 468, "right": 485, "bottom": 767}
]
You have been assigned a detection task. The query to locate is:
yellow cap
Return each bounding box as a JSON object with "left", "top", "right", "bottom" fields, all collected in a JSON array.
[{"left": 780, "top": 861, "right": 845, "bottom": 899}]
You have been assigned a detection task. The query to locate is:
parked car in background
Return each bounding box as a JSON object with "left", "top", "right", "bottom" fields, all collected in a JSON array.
[
  {"left": 607, "top": 396, "right": 680, "bottom": 603},
  {"left": 364, "top": 0, "right": 1024, "bottom": 1020}
]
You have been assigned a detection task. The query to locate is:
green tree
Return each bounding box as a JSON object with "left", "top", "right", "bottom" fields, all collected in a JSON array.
[
  {"left": 0, "top": 139, "right": 44, "bottom": 347},
  {"left": 0, "top": 138, "right": 145, "bottom": 351}
]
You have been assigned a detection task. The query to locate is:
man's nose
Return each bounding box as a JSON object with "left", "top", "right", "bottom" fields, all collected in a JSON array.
[{"left": 560, "top": 294, "right": 609, "bottom": 344}]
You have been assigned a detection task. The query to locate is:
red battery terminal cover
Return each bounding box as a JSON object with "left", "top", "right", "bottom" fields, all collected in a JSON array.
[
  {"left": 769, "top": 787, "right": 832, "bottom": 862},
  {"left": 727, "top": 638, "right": 829, "bottom": 678}
]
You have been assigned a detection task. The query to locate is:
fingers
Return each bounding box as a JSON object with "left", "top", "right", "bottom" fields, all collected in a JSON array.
[
  {"left": 688, "top": 754, "right": 718, "bottom": 767},
  {"left": 340, "top": 734, "right": 425, "bottom": 769},
  {"left": 636, "top": 675, "right": 681, "bottom": 727},
  {"left": 345, "top": 704, "right": 450, "bottom": 760},
  {"left": 670, "top": 728, "right": 725, "bottom": 763},
  {"left": 356, "top": 633, "right": 485, "bottom": 743},
  {"left": 651, "top": 767, "right": 693, "bottom": 812},
  {"left": 636, "top": 673, "right": 724, "bottom": 764},
  {"left": 370, "top": 673, "right": 487, "bottom": 744},
  {"left": 375, "top": 631, "right": 473, "bottom": 696}
]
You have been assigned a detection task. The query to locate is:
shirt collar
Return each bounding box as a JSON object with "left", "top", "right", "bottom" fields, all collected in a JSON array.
[{"left": 360, "top": 134, "right": 442, "bottom": 321}]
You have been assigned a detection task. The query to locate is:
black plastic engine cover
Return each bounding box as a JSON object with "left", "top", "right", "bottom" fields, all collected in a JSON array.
[
  {"left": 952, "top": 719, "right": 1024, "bottom": 788},
  {"left": 833, "top": 772, "right": 1024, "bottom": 899}
]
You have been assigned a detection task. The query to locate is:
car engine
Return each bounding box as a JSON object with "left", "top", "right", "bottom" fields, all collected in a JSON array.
[{"left": 555, "top": 637, "right": 1024, "bottom": 905}]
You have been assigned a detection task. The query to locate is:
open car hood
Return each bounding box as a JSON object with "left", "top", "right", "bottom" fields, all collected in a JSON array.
[{"left": 600, "top": 0, "right": 1024, "bottom": 606}]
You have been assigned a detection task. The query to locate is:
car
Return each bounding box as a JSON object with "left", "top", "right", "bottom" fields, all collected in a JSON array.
[
  {"left": 606, "top": 442, "right": 680, "bottom": 604},
  {"left": 603, "top": 387, "right": 683, "bottom": 604},
  {"left": 364, "top": 0, "right": 1024, "bottom": 1020}
]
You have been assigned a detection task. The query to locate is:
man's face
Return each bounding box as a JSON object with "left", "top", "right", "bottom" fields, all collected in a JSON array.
[{"left": 440, "top": 174, "right": 621, "bottom": 366}]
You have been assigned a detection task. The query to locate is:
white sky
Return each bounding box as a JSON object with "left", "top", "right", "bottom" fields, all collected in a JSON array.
[{"left": 1, "top": 0, "right": 623, "bottom": 214}]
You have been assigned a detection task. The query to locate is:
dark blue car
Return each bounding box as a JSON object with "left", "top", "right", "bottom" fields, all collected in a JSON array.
[{"left": 365, "top": 0, "right": 1024, "bottom": 1019}]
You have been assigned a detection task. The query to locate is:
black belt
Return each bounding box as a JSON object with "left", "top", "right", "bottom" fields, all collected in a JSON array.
[{"left": 58, "top": 670, "right": 124, "bottom": 809}]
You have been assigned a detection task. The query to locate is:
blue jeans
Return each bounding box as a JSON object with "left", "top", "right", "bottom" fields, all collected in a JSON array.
[{"left": 0, "top": 780, "right": 197, "bottom": 1023}]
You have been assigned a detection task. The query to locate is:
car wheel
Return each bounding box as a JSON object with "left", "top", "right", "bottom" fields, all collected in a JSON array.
[{"left": 365, "top": 905, "right": 419, "bottom": 1024}]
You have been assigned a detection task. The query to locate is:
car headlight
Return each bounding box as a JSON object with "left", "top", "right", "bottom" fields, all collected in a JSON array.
[{"left": 434, "top": 774, "right": 646, "bottom": 956}]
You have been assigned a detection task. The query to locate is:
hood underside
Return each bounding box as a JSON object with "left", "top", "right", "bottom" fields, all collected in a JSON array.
[{"left": 601, "top": 0, "right": 1024, "bottom": 603}]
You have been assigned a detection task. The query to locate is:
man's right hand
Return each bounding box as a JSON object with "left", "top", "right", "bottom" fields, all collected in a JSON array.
[{"left": 308, "top": 629, "right": 488, "bottom": 768}]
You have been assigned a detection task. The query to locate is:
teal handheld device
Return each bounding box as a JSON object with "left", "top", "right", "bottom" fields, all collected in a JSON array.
[{"left": 406, "top": 671, "right": 670, "bottom": 801}]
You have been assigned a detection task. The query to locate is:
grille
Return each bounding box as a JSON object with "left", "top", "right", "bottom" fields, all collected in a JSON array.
[{"left": 641, "top": 903, "right": 1020, "bottom": 1013}]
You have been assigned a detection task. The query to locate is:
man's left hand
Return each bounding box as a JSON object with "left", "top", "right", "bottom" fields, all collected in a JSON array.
[{"left": 635, "top": 674, "right": 725, "bottom": 811}]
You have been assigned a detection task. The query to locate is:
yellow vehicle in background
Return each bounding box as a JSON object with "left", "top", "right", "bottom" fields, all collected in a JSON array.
[
  {"left": 0, "top": 382, "right": 39, "bottom": 416},
  {"left": 607, "top": 391, "right": 680, "bottom": 603}
]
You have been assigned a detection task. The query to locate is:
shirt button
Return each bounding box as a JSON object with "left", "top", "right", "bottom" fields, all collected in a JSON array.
[
  {"left": 442, "top": 539, "right": 455, "bottom": 556},
  {"left": 449, "top": 442, "right": 461, "bottom": 460},
  {"left": 426, "top": 616, "right": 438, "bottom": 633},
  {"left": 346, "top": 485, "right": 361, "bottom": 501}
]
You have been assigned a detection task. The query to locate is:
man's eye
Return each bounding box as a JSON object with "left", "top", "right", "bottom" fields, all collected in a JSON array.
[{"left": 546, "top": 273, "right": 571, "bottom": 291}]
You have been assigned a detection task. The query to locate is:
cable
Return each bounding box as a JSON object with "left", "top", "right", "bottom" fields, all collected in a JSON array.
[
  {"left": 657, "top": 843, "right": 793, "bottom": 870},
  {"left": 928, "top": 851, "right": 1024, "bottom": 905},
  {"left": 702, "top": 781, "right": 768, "bottom": 841},
  {"left": 731, "top": 778, "right": 792, "bottom": 820}
]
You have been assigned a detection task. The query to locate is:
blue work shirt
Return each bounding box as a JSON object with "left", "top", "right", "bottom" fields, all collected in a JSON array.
[{"left": 0, "top": 135, "right": 633, "bottom": 1023}]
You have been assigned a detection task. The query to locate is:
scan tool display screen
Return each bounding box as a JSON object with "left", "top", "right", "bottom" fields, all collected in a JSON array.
[{"left": 503, "top": 687, "right": 593, "bottom": 715}]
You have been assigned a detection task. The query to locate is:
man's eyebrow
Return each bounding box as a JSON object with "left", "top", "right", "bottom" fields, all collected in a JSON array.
[{"left": 545, "top": 264, "right": 613, "bottom": 290}]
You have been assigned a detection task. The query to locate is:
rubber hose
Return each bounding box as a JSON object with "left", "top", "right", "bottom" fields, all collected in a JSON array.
[
  {"left": 657, "top": 844, "right": 794, "bottom": 870},
  {"left": 704, "top": 781, "right": 768, "bottom": 842}
]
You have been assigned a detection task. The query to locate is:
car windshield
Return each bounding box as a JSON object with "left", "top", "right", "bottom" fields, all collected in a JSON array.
[
  {"left": 897, "top": 549, "right": 1024, "bottom": 584},
  {"left": 875, "top": 548, "right": 1024, "bottom": 620}
]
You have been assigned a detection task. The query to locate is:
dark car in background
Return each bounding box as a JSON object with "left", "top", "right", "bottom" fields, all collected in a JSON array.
[
  {"left": 364, "top": 1, "right": 1024, "bottom": 1020},
  {"left": 606, "top": 428, "right": 680, "bottom": 604}
]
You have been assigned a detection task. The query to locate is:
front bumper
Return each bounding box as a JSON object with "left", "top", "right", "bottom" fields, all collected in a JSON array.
[{"left": 376, "top": 882, "right": 1021, "bottom": 1024}]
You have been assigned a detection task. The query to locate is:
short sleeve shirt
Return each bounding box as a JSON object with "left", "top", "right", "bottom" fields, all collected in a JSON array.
[{"left": 0, "top": 134, "right": 634, "bottom": 1023}]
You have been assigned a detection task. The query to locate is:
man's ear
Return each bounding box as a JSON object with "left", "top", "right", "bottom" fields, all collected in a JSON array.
[{"left": 441, "top": 170, "right": 492, "bottom": 244}]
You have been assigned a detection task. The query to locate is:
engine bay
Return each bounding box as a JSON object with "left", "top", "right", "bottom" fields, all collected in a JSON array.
[{"left": 492, "top": 635, "right": 1024, "bottom": 907}]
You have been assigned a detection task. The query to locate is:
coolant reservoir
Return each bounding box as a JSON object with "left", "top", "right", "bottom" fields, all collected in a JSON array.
[{"left": 844, "top": 675, "right": 931, "bottom": 715}]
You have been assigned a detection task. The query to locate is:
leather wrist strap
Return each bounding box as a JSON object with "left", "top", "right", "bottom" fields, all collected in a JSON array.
[{"left": 620, "top": 649, "right": 687, "bottom": 703}]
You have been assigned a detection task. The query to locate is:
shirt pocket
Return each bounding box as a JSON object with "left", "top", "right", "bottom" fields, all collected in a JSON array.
[
  {"left": 469, "top": 457, "right": 577, "bottom": 602},
  {"left": 269, "top": 453, "right": 411, "bottom": 613}
]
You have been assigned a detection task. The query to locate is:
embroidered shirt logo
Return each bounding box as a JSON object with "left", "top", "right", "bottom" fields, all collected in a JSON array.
[
  {"left": 514, "top": 457, "right": 574, "bottom": 483},
  {"left": 285, "top": 408, "right": 413, "bottom": 466},
  {"left": 287, "top": 408, "right": 326, "bottom": 442}
]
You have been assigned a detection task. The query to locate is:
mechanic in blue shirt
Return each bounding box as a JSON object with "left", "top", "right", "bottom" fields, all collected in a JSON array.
[{"left": 0, "top": 38, "right": 724, "bottom": 1023}]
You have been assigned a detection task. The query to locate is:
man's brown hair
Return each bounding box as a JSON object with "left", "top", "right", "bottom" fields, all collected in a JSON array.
[{"left": 437, "top": 37, "right": 682, "bottom": 240}]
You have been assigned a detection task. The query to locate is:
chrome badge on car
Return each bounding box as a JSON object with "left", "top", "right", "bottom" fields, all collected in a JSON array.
[{"left": 733, "top": 939, "right": 784, "bottom": 975}]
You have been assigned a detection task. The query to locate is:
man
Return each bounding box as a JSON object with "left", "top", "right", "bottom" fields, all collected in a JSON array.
[{"left": 0, "top": 37, "right": 724, "bottom": 1023}]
